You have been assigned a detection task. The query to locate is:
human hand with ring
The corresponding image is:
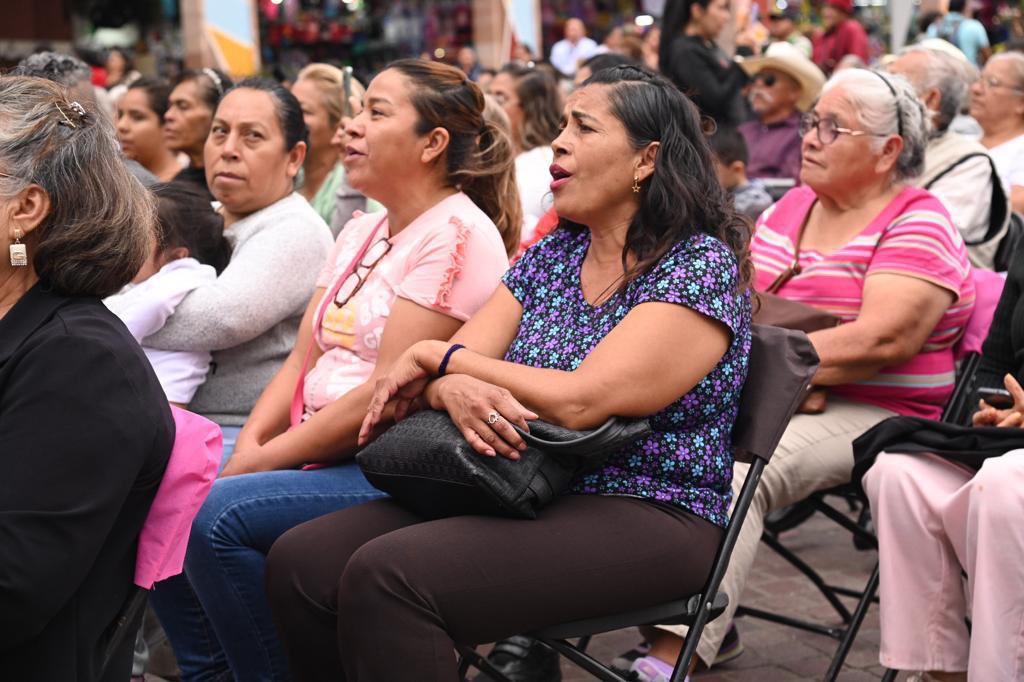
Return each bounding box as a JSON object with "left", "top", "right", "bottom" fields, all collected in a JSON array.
[{"left": 432, "top": 374, "right": 539, "bottom": 459}]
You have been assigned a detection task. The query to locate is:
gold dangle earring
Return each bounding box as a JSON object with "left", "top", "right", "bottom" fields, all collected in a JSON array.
[
  {"left": 632, "top": 172, "right": 641, "bottom": 193},
  {"left": 9, "top": 228, "right": 27, "bottom": 267}
]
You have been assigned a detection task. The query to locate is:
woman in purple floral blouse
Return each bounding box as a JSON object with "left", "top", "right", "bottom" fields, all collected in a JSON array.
[{"left": 265, "top": 65, "right": 753, "bottom": 682}]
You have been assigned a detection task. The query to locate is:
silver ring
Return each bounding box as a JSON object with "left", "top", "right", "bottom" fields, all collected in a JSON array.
[{"left": 487, "top": 412, "right": 501, "bottom": 425}]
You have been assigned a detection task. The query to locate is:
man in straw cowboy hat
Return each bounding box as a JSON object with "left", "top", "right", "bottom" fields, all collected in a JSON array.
[{"left": 738, "top": 41, "right": 826, "bottom": 182}]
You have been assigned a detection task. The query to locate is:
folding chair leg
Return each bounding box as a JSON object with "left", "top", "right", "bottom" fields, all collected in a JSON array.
[
  {"left": 457, "top": 651, "right": 473, "bottom": 680},
  {"left": 674, "top": 606, "right": 707, "bottom": 682},
  {"left": 456, "top": 644, "right": 516, "bottom": 682},
  {"left": 541, "top": 638, "right": 626, "bottom": 682},
  {"left": 735, "top": 604, "right": 845, "bottom": 638},
  {"left": 880, "top": 668, "right": 898, "bottom": 682},
  {"left": 674, "top": 459, "right": 768, "bottom": 682},
  {"left": 824, "top": 561, "right": 880, "bottom": 682},
  {"left": 761, "top": 530, "right": 853, "bottom": 623},
  {"left": 811, "top": 496, "right": 877, "bottom": 549}
]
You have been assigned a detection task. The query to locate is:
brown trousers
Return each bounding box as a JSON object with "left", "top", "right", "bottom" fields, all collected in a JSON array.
[{"left": 265, "top": 494, "right": 722, "bottom": 682}]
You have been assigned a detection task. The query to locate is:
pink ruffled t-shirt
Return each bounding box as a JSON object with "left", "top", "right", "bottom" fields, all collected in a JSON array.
[{"left": 302, "top": 192, "right": 509, "bottom": 414}]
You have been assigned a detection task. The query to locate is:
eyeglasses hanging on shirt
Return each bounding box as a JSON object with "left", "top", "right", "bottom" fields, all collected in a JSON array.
[{"left": 333, "top": 237, "right": 392, "bottom": 308}]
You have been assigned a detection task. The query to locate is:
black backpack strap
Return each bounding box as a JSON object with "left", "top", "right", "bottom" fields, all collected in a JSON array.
[
  {"left": 924, "top": 151, "right": 990, "bottom": 190},
  {"left": 925, "top": 151, "right": 1008, "bottom": 245}
]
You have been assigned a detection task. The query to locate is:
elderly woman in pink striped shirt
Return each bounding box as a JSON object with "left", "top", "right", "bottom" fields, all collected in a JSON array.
[{"left": 646, "top": 68, "right": 976, "bottom": 675}]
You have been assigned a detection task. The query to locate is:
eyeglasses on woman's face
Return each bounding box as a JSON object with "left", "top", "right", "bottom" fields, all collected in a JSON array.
[
  {"left": 977, "top": 73, "right": 1024, "bottom": 95},
  {"left": 799, "top": 113, "right": 870, "bottom": 146}
]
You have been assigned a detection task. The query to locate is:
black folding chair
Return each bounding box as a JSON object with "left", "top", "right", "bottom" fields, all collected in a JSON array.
[
  {"left": 994, "top": 212, "right": 1024, "bottom": 273},
  {"left": 760, "top": 178, "right": 797, "bottom": 203},
  {"left": 455, "top": 325, "right": 820, "bottom": 682},
  {"left": 735, "top": 351, "right": 983, "bottom": 681}
]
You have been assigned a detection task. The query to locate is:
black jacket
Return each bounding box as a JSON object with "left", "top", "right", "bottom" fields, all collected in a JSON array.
[
  {"left": 0, "top": 283, "right": 173, "bottom": 681},
  {"left": 851, "top": 416, "right": 1024, "bottom": 494},
  {"left": 661, "top": 35, "right": 749, "bottom": 127},
  {"left": 976, "top": 250, "right": 1024, "bottom": 391}
]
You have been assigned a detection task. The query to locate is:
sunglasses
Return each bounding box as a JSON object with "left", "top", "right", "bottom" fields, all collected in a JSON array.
[
  {"left": 753, "top": 72, "right": 778, "bottom": 87},
  {"left": 333, "top": 238, "right": 392, "bottom": 308}
]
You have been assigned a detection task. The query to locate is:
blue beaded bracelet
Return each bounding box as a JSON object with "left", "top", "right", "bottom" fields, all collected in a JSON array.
[{"left": 437, "top": 343, "right": 465, "bottom": 376}]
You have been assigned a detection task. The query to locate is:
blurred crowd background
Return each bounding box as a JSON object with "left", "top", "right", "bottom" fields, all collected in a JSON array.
[{"left": 5, "top": 1, "right": 1024, "bottom": 91}]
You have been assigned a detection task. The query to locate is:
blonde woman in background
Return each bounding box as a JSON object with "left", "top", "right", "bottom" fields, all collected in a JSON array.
[{"left": 292, "top": 63, "right": 372, "bottom": 228}]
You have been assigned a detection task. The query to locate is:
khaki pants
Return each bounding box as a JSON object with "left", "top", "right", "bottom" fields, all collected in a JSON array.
[{"left": 658, "top": 397, "right": 896, "bottom": 666}]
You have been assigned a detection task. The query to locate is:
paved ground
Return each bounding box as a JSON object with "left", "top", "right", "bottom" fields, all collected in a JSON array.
[{"left": 556, "top": 510, "right": 889, "bottom": 682}]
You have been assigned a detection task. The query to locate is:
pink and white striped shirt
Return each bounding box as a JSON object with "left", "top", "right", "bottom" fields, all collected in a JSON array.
[{"left": 751, "top": 186, "right": 975, "bottom": 419}]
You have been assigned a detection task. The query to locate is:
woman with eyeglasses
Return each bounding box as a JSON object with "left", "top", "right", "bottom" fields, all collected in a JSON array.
[
  {"left": 971, "top": 52, "right": 1024, "bottom": 215},
  {"left": 150, "top": 61, "right": 516, "bottom": 681},
  {"left": 643, "top": 69, "right": 976, "bottom": 674}
]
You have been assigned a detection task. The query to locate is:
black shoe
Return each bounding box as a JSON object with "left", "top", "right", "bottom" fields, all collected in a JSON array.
[{"left": 473, "top": 636, "right": 562, "bottom": 682}]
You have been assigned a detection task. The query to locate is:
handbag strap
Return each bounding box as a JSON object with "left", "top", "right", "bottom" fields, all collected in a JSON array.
[
  {"left": 766, "top": 201, "right": 814, "bottom": 294},
  {"left": 290, "top": 215, "right": 387, "bottom": 428}
]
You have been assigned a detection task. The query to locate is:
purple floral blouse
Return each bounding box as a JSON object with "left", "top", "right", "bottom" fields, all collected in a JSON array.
[{"left": 503, "top": 228, "right": 752, "bottom": 527}]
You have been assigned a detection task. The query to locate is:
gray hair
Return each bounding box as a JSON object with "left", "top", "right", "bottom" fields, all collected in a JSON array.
[
  {"left": 821, "top": 69, "right": 929, "bottom": 182},
  {"left": 13, "top": 51, "right": 92, "bottom": 88},
  {"left": 0, "top": 76, "right": 154, "bottom": 297},
  {"left": 895, "top": 45, "right": 978, "bottom": 132},
  {"left": 988, "top": 51, "right": 1024, "bottom": 92}
]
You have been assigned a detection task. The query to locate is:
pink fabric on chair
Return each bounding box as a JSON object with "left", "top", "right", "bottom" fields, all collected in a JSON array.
[
  {"left": 135, "top": 405, "right": 222, "bottom": 589},
  {"left": 957, "top": 268, "right": 1005, "bottom": 358}
]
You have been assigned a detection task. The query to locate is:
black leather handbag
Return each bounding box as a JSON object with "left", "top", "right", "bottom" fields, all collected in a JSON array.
[{"left": 355, "top": 410, "right": 651, "bottom": 519}]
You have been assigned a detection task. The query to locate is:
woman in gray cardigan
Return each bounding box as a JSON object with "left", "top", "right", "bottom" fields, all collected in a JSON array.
[{"left": 146, "top": 78, "right": 332, "bottom": 451}]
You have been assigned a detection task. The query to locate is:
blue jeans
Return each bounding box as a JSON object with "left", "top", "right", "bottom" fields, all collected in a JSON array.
[
  {"left": 150, "top": 462, "right": 384, "bottom": 682},
  {"left": 219, "top": 426, "right": 241, "bottom": 461}
]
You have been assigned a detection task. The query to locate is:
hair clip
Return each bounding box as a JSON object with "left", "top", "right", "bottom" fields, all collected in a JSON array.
[
  {"left": 55, "top": 102, "right": 76, "bottom": 129},
  {"left": 202, "top": 68, "right": 225, "bottom": 98},
  {"left": 55, "top": 101, "right": 88, "bottom": 129}
]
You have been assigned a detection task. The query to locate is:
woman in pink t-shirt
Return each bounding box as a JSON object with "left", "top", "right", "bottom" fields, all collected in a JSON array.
[
  {"left": 151, "top": 61, "right": 519, "bottom": 681},
  {"left": 650, "top": 68, "right": 976, "bottom": 669}
]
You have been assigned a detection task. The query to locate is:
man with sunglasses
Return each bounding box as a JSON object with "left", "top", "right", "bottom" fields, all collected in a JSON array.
[{"left": 738, "top": 41, "right": 825, "bottom": 182}]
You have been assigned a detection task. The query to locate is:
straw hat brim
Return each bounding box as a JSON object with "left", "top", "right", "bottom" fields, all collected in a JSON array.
[{"left": 741, "top": 54, "right": 826, "bottom": 111}]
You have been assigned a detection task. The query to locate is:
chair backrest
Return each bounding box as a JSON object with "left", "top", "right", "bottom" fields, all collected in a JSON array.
[
  {"left": 733, "top": 325, "right": 820, "bottom": 464},
  {"left": 994, "top": 212, "right": 1024, "bottom": 273},
  {"left": 135, "top": 406, "right": 222, "bottom": 589},
  {"left": 760, "top": 177, "right": 797, "bottom": 202}
]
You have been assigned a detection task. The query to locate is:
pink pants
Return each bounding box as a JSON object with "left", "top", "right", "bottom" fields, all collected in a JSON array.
[{"left": 863, "top": 451, "right": 1024, "bottom": 680}]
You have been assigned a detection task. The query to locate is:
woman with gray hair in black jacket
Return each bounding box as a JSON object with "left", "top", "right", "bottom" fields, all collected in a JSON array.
[{"left": 0, "top": 76, "right": 174, "bottom": 681}]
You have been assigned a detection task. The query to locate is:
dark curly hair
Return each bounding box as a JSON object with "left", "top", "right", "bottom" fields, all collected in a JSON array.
[{"left": 564, "top": 64, "right": 752, "bottom": 292}]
